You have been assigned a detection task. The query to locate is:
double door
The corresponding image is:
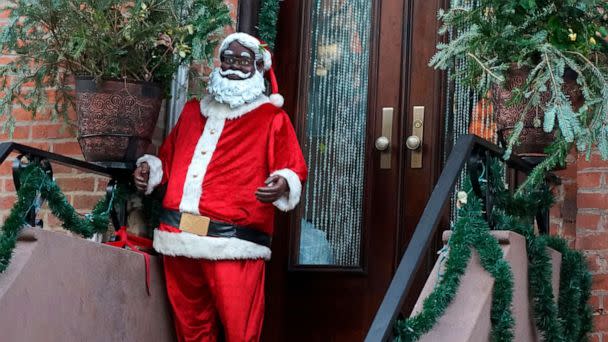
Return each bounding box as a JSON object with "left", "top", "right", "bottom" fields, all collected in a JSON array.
[{"left": 264, "top": 0, "right": 447, "bottom": 340}]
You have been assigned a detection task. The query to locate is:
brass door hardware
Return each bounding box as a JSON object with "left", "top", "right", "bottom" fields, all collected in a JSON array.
[
  {"left": 376, "top": 107, "right": 394, "bottom": 169},
  {"left": 407, "top": 106, "right": 424, "bottom": 168}
]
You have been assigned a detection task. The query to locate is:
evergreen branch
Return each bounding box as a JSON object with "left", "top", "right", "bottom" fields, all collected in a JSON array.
[{"left": 466, "top": 52, "right": 504, "bottom": 82}]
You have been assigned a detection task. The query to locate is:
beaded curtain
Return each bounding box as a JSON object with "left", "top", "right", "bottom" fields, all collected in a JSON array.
[
  {"left": 443, "top": 0, "right": 496, "bottom": 163},
  {"left": 441, "top": 0, "right": 497, "bottom": 221},
  {"left": 298, "top": 0, "right": 371, "bottom": 266}
]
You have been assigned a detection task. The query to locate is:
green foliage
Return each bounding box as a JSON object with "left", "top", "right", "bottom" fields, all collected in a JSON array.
[
  {"left": 258, "top": 0, "right": 281, "bottom": 50},
  {"left": 430, "top": 0, "right": 608, "bottom": 169},
  {"left": 0, "top": 165, "right": 128, "bottom": 273},
  {"left": 0, "top": 0, "right": 231, "bottom": 130}
]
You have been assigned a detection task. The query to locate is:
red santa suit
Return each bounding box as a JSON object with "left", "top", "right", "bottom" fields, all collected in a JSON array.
[{"left": 138, "top": 94, "right": 307, "bottom": 342}]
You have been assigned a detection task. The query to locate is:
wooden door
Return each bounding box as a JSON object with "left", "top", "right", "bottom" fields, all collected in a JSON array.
[{"left": 264, "top": 0, "right": 446, "bottom": 341}]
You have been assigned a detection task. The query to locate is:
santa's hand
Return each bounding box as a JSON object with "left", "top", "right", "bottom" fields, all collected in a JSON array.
[
  {"left": 255, "top": 175, "right": 289, "bottom": 203},
  {"left": 133, "top": 162, "right": 150, "bottom": 193}
]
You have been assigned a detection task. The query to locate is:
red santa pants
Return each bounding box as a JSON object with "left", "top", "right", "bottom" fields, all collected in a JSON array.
[{"left": 163, "top": 256, "right": 266, "bottom": 342}]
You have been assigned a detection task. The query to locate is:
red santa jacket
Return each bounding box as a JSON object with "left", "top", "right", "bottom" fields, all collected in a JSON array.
[{"left": 137, "top": 95, "right": 307, "bottom": 260}]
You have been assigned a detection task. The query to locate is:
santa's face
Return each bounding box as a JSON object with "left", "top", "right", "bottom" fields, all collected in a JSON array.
[
  {"left": 208, "top": 41, "right": 266, "bottom": 108},
  {"left": 220, "top": 41, "right": 264, "bottom": 80}
]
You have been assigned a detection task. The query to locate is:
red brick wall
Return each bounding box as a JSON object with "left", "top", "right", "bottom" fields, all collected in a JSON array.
[
  {"left": 550, "top": 149, "right": 608, "bottom": 341},
  {"left": 0, "top": 0, "right": 239, "bottom": 230}
]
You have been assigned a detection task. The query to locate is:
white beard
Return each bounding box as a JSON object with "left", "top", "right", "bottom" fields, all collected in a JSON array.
[{"left": 208, "top": 67, "right": 266, "bottom": 108}]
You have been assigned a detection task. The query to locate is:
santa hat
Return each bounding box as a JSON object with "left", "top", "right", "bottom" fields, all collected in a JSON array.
[{"left": 219, "top": 32, "right": 284, "bottom": 108}]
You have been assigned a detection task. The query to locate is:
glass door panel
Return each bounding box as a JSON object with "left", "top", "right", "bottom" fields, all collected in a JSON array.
[{"left": 297, "top": 0, "right": 372, "bottom": 267}]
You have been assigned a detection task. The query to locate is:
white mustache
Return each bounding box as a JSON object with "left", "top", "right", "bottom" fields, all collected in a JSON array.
[{"left": 219, "top": 69, "right": 251, "bottom": 79}]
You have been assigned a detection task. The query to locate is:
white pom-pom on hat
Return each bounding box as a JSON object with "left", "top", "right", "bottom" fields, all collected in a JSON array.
[
  {"left": 267, "top": 65, "right": 284, "bottom": 108},
  {"left": 269, "top": 94, "right": 284, "bottom": 108}
]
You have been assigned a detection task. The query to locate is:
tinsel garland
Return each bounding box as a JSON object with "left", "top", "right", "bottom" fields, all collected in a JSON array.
[
  {"left": 395, "top": 158, "right": 592, "bottom": 341},
  {"left": 257, "top": 0, "right": 280, "bottom": 50},
  {"left": 394, "top": 190, "right": 515, "bottom": 342},
  {"left": 0, "top": 165, "right": 126, "bottom": 273},
  {"left": 488, "top": 160, "right": 592, "bottom": 341},
  {"left": 544, "top": 236, "right": 593, "bottom": 341}
]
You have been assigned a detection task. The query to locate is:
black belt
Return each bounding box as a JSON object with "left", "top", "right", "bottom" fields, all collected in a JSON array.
[{"left": 159, "top": 210, "right": 272, "bottom": 248}]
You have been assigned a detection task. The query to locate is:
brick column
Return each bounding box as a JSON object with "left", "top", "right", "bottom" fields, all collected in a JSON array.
[{"left": 551, "top": 150, "right": 608, "bottom": 341}]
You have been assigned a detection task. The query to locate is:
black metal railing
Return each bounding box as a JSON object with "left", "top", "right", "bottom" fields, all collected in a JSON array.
[
  {"left": 0, "top": 142, "right": 134, "bottom": 229},
  {"left": 365, "top": 134, "right": 557, "bottom": 341}
]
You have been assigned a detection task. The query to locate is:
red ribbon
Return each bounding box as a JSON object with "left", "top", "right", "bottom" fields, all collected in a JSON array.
[{"left": 105, "top": 226, "right": 153, "bottom": 296}]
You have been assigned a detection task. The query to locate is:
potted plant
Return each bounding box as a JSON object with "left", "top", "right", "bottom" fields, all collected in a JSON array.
[
  {"left": 0, "top": 0, "right": 231, "bottom": 163},
  {"left": 430, "top": 0, "right": 608, "bottom": 182}
]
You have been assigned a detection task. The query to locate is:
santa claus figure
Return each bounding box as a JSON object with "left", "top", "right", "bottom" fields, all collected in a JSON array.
[{"left": 133, "top": 32, "right": 307, "bottom": 342}]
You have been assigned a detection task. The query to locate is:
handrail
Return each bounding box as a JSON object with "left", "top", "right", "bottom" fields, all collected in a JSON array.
[
  {"left": 364, "top": 134, "right": 554, "bottom": 341},
  {"left": 0, "top": 142, "right": 133, "bottom": 178},
  {"left": 0, "top": 141, "right": 134, "bottom": 228}
]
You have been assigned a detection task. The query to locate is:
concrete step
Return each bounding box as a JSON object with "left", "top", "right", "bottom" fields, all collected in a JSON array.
[{"left": 0, "top": 228, "right": 175, "bottom": 342}]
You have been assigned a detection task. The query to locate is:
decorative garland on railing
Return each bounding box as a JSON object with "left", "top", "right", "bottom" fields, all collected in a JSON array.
[
  {"left": 394, "top": 188, "right": 515, "bottom": 342},
  {"left": 258, "top": 0, "right": 281, "bottom": 50},
  {"left": 488, "top": 160, "right": 592, "bottom": 342},
  {"left": 395, "top": 159, "right": 592, "bottom": 341},
  {"left": 0, "top": 165, "right": 126, "bottom": 273},
  {"left": 545, "top": 236, "right": 593, "bottom": 341}
]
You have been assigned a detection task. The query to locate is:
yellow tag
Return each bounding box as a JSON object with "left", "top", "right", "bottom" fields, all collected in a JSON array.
[{"left": 179, "top": 213, "right": 210, "bottom": 236}]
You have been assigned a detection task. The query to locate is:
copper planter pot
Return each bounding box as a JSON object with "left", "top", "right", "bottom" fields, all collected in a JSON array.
[
  {"left": 76, "top": 77, "right": 162, "bottom": 163},
  {"left": 492, "top": 67, "right": 583, "bottom": 157}
]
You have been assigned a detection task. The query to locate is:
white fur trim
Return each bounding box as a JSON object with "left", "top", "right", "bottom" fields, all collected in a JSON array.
[
  {"left": 220, "top": 33, "right": 272, "bottom": 71},
  {"left": 269, "top": 94, "right": 284, "bottom": 108},
  {"left": 179, "top": 117, "right": 225, "bottom": 214},
  {"left": 270, "top": 168, "right": 302, "bottom": 212},
  {"left": 153, "top": 229, "right": 271, "bottom": 260},
  {"left": 136, "top": 154, "right": 163, "bottom": 195},
  {"left": 200, "top": 95, "right": 270, "bottom": 120}
]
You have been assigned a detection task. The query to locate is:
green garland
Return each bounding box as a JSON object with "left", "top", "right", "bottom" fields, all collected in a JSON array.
[
  {"left": 489, "top": 160, "right": 593, "bottom": 341},
  {"left": 394, "top": 190, "right": 515, "bottom": 342},
  {"left": 258, "top": 0, "right": 281, "bottom": 50},
  {"left": 395, "top": 158, "right": 592, "bottom": 341},
  {"left": 545, "top": 236, "right": 593, "bottom": 341},
  {"left": 0, "top": 165, "right": 126, "bottom": 273}
]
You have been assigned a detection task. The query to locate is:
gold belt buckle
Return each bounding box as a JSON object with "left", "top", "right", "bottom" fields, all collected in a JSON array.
[{"left": 179, "top": 213, "right": 210, "bottom": 236}]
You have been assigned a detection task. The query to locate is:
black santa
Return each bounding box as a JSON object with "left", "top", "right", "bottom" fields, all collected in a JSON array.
[{"left": 134, "top": 32, "right": 307, "bottom": 342}]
